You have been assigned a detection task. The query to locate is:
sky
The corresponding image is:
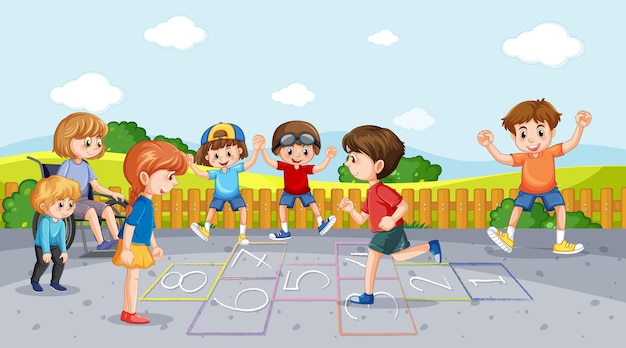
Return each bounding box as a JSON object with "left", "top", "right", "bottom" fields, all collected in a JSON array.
[{"left": 1, "top": 0, "right": 624, "bottom": 163}]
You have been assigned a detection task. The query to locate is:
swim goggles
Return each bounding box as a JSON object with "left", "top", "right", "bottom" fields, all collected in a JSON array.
[{"left": 279, "top": 132, "right": 317, "bottom": 147}]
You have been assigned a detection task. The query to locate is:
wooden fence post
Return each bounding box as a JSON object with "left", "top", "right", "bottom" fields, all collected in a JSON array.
[
  {"left": 491, "top": 188, "right": 504, "bottom": 210},
  {"left": 419, "top": 189, "right": 432, "bottom": 227},
  {"left": 205, "top": 188, "right": 216, "bottom": 226},
  {"left": 313, "top": 188, "right": 326, "bottom": 227},
  {"left": 580, "top": 189, "right": 592, "bottom": 218},
  {"left": 600, "top": 188, "right": 613, "bottom": 228},
  {"left": 401, "top": 189, "right": 415, "bottom": 224},
  {"left": 562, "top": 188, "right": 575, "bottom": 212},
  {"left": 241, "top": 188, "right": 254, "bottom": 229},
  {"left": 294, "top": 197, "right": 308, "bottom": 229},
  {"left": 437, "top": 189, "right": 450, "bottom": 228},
  {"left": 456, "top": 189, "right": 468, "bottom": 228},
  {"left": 474, "top": 189, "right": 487, "bottom": 228},
  {"left": 330, "top": 188, "right": 344, "bottom": 228},
  {"left": 188, "top": 189, "right": 201, "bottom": 229},
  {"left": 258, "top": 189, "right": 272, "bottom": 229},
  {"left": 153, "top": 195, "right": 162, "bottom": 228},
  {"left": 170, "top": 189, "right": 183, "bottom": 228},
  {"left": 223, "top": 201, "right": 236, "bottom": 228}
]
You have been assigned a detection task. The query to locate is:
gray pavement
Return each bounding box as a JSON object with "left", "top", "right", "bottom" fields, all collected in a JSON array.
[{"left": 0, "top": 227, "right": 623, "bottom": 347}]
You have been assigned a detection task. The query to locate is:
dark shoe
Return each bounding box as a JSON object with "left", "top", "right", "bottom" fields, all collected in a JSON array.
[
  {"left": 349, "top": 292, "right": 374, "bottom": 305},
  {"left": 317, "top": 216, "right": 337, "bottom": 235},
  {"left": 97, "top": 240, "right": 117, "bottom": 250},
  {"left": 50, "top": 283, "right": 67, "bottom": 291},
  {"left": 429, "top": 240, "right": 442, "bottom": 263},
  {"left": 31, "top": 281, "right": 43, "bottom": 292},
  {"left": 269, "top": 230, "right": 291, "bottom": 240},
  {"left": 121, "top": 311, "right": 150, "bottom": 324}
]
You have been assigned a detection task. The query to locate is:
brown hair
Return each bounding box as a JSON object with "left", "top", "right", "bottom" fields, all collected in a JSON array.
[
  {"left": 342, "top": 125, "right": 405, "bottom": 179},
  {"left": 194, "top": 139, "right": 248, "bottom": 166},
  {"left": 30, "top": 175, "right": 81, "bottom": 215},
  {"left": 501, "top": 99, "right": 562, "bottom": 134},
  {"left": 123, "top": 140, "right": 188, "bottom": 215},
  {"left": 271, "top": 120, "right": 321, "bottom": 155},
  {"left": 53, "top": 112, "right": 109, "bottom": 159}
]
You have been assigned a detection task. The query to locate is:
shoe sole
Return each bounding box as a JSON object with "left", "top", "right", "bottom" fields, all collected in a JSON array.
[
  {"left": 487, "top": 227, "right": 513, "bottom": 253},
  {"left": 553, "top": 246, "right": 584, "bottom": 255},
  {"left": 269, "top": 234, "right": 291, "bottom": 240},
  {"left": 239, "top": 238, "right": 250, "bottom": 245},
  {"left": 319, "top": 216, "right": 337, "bottom": 236},
  {"left": 190, "top": 223, "right": 209, "bottom": 241}
]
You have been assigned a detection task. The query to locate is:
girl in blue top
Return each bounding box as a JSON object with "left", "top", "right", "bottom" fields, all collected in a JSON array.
[{"left": 112, "top": 140, "right": 188, "bottom": 324}]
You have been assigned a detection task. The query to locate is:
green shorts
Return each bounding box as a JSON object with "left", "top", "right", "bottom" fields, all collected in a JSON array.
[{"left": 369, "top": 225, "right": 410, "bottom": 255}]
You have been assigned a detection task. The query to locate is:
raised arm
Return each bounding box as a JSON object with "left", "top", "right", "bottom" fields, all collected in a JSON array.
[
  {"left": 562, "top": 110, "right": 592, "bottom": 154},
  {"left": 186, "top": 154, "right": 209, "bottom": 179},
  {"left": 477, "top": 130, "right": 514, "bottom": 166},
  {"left": 312, "top": 146, "right": 337, "bottom": 173},
  {"left": 244, "top": 135, "right": 263, "bottom": 171}
]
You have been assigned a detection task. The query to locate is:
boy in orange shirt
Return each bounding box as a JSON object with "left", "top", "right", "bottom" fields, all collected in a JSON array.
[{"left": 477, "top": 98, "right": 592, "bottom": 254}]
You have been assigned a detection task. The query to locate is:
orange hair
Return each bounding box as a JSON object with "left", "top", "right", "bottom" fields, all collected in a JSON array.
[
  {"left": 53, "top": 112, "right": 109, "bottom": 159},
  {"left": 30, "top": 176, "right": 81, "bottom": 215},
  {"left": 123, "top": 140, "right": 188, "bottom": 215}
]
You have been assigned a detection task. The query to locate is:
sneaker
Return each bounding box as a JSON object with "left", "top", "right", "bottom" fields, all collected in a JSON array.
[
  {"left": 269, "top": 230, "right": 291, "bottom": 240},
  {"left": 238, "top": 234, "right": 250, "bottom": 246},
  {"left": 553, "top": 240, "right": 584, "bottom": 255},
  {"left": 120, "top": 311, "right": 150, "bottom": 324},
  {"left": 50, "top": 283, "right": 67, "bottom": 291},
  {"left": 487, "top": 227, "right": 514, "bottom": 253},
  {"left": 31, "top": 281, "right": 43, "bottom": 292},
  {"left": 190, "top": 222, "right": 210, "bottom": 241},
  {"left": 349, "top": 292, "right": 374, "bottom": 305},
  {"left": 429, "top": 240, "right": 442, "bottom": 263},
  {"left": 96, "top": 240, "right": 117, "bottom": 251},
  {"left": 318, "top": 216, "right": 337, "bottom": 236}
]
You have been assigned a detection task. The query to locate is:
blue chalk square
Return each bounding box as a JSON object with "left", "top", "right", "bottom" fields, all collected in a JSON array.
[{"left": 449, "top": 262, "right": 533, "bottom": 300}]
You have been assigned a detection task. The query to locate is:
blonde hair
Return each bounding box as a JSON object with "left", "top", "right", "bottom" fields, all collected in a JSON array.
[
  {"left": 53, "top": 112, "right": 109, "bottom": 159},
  {"left": 30, "top": 175, "right": 81, "bottom": 215}
]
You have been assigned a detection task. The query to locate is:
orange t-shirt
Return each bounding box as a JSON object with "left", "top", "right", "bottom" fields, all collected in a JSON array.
[{"left": 510, "top": 143, "right": 564, "bottom": 194}]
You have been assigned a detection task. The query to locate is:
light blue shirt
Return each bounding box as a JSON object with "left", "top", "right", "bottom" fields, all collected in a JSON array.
[
  {"left": 208, "top": 162, "right": 244, "bottom": 199},
  {"left": 34, "top": 215, "right": 67, "bottom": 253},
  {"left": 57, "top": 159, "right": 96, "bottom": 197}
]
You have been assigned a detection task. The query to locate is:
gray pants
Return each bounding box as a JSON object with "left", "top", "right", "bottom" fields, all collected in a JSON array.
[{"left": 31, "top": 246, "right": 64, "bottom": 284}]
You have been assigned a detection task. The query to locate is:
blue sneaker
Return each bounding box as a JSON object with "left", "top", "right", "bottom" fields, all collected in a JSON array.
[
  {"left": 429, "top": 240, "right": 442, "bottom": 263},
  {"left": 97, "top": 240, "right": 117, "bottom": 251},
  {"left": 269, "top": 230, "right": 291, "bottom": 240},
  {"left": 317, "top": 216, "right": 336, "bottom": 236},
  {"left": 31, "top": 281, "right": 43, "bottom": 292},
  {"left": 349, "top": 292, "right": 374, "bottom": 305},
  {"left": 50, "top": 283, "right": 67, "bottom": 291}
]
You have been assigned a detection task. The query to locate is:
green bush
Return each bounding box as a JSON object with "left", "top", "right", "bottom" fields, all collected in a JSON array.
[
  {"left": 338, "top": 155, "right": 442, "bottom": 183},
  {"left": 540, "top": 211, "right": 602, "bottom": 228},
  {"left": 153, "top": 135, "right": 196, "bottom": 155},
  {"left": 2, "top": 179, "right": 37, "bottom": 228},
  {"left": 489, "top": 198, "right": 550, "bottom": 229},
  {"left": 105, "top": 121, "right": 150, "bottom": 153}
]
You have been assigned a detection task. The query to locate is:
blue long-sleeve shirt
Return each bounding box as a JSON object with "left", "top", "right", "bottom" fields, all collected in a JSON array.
[{"left": 34, "top": 215, "right": 67, "bottom": 253}]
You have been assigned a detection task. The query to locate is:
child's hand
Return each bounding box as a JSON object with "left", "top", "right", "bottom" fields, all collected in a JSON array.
[
  {"left": 576, "top": 110, "right": 592, "bottom": 127},
  {"left": 120, "top": 249, "right": 134, "bottom": 266},
  {"left": 111, "top": 192, "right": 125, "bottom": 202},
  {"left": 477, "top": 130, "right": 494, "bottom": 147},
  {"left": 42, "top": 253, "right": 52, "bottom": 263},
  {"left": 186, "top": 154, "right": 195, "bottom": 166},
  {"left": 152, "top": 246, "right": 164, "bottom": 261},
  {"left": 339, "top": 198, "right": 355, "bottom": 212},
  {"left": 326, "top": 146, "right": 337, "bottom": 158},
  {"left": 378, "top": 216, "right": 395, "bottom": 230},
  {"left": 60, "top": 252, "right": 69, "bottom": 263},
  {"left": 253, "top": 135, "right": 265, "bottom": 150}
]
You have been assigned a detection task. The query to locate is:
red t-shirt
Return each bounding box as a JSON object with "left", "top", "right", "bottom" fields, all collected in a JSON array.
[
  {"left": 277, "top": 161, "right": 314, "bottom": 195},
  {"left": 362, "top": 182, "right": 404, "bottom": 233}
]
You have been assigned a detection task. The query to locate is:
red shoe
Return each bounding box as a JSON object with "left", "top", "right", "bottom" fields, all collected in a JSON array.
[{"left": 120, "top": 311, "right": 150, "bottom": 324}]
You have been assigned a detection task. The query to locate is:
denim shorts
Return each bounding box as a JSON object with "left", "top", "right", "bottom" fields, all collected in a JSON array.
[
  {"left": 209, "top": 194, "right": 246, "bottom": 211},
  {"left": 279, "top": 192, "right": 316, "bottom": 208},
  {"left": 369, "top": 225, "right": 410, "bottom": 255},
  {"left": 514, "top": 187, "right": 565, "bottom": 212}
]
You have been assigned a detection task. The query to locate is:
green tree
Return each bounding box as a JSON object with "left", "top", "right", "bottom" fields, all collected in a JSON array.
[
  {"left": 153, "top": 135, "right": 196, "bottom": 155},
  {"left": 105, "top": 121, "right": 150, "bottom": 153},
  {"left": 2, "top": 179, "right": 37, "bottom": 228}
]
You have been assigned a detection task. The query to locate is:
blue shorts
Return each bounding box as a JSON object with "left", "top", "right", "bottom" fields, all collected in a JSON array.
[
  {"left": 279, "top": 192, "right": 316, "bottom": 208},
  {"left": 210, "top": 194, "right": 246, "bottom": 211},
  {"left": 514, "top": 187, "right": 564, "bottom": 212}
]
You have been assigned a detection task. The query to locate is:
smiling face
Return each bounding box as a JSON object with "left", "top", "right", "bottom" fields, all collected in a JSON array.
[
  {"left": 512, "top": 119, "right": 556, "bottom": 154},
  {"left": 206, "top": 145, "right": 242, "bottom": 168},
  {"left": 278, "top": 144, "right": 315, "bottom": 165},
  {"left": 143, "top": 169, "right": 180, "bottom": 196},
  {"left": 345, "top": 151, "right": 380, "bottom": 181},
  {"left": 69, "top": 136, "right": 103, "bottom": 159},
  {"left": 41, "top": 197, "right": 76, "bottom": 220}
]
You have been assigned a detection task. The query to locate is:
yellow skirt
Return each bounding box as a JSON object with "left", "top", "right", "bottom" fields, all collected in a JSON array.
[{"left": 111, "top": 242, "right": 155, "bottom": 269}]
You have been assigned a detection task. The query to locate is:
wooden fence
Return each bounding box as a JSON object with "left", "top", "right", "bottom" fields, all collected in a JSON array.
[{"left": 1, "top": 182, "right": 625, "bottom": 229}]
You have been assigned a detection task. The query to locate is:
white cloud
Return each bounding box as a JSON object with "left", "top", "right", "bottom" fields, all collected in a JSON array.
[
  {"left": 271, "top": 83, "right": 315, "bottom": 107},
  {"left": 144, "top": 16, "right": 207, "bottom": 51},
  {"left": 49, "top": 73, "right": 124, "bottom": 113},
  {"left": 368, "top": 29, "right": 399, "bottom": 47},
  {"left": 393, "top": 108, "right": 436, "bottom": 131},
  {"left": 502, "top": 22, "right": 584, "bottom": 68}
]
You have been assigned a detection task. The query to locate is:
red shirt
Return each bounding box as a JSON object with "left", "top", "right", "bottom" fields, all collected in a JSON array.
[
  {"left": 277, "top": 161, "right": 314, "bottom": 195},
  {"left": 362, "top": 182, "right": 404, "bottom": 233}
]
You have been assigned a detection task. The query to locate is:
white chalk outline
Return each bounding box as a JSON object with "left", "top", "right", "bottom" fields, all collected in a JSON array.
[
  {"left": 230, "top": 248, "right": 272, "bottom": 269},
  {"left": 160, "top": 271, "right": 208, "bottom": 293},
  {"left": 344, "top": 292, "right": 399, "bottom": 321},
  {"left": 350, "top": 252, "right": 368, "bottom": 256},
  {"left": 409, "top": 275, "right": 452, "bottom": 292},
  {"left": 214, "top": 288, "right": 269, "bottom": 313},
  {"left": 283, "top": 270, "right": 330, "bottom": 291},
  {"left": 345, "top": 257, "right": 366, "bottom": 268},
  {"left": 468, "top": 275, "right": 506, "bottom": 287}
]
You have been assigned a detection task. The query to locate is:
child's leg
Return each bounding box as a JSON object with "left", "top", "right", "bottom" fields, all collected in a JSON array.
[
  {"left": 365, "top": 248, "right": 383, "bottom": 295},
  {"left": 391, "top": 243, "right": 430, "bottom": 262},
  {"left": 554, "top": 205, "right": 566, "bottom": 243},
  {"left": 84, "top": 207, "right": 106, "bottom": 245},
  {"left": 238, "top": 207, "right": 247, "bottom": 233},
  {"left": 506, "top": 206, "right": 523, "bottom": 240},
  {"left": 279, "top": 205, "right": 289, "bottom": 232},
  {"left": 50, "top": 246, "right": 65, "bottom": 285},
  {"left": 102, "top": 206, "right": 120, "bottom": 240},
  {"left": 305, "top": 193, "right": 336, "bottom": 235},
  {"left": 124, "top": 267, "right": 140, "bottom": 313},
  {"left": 31, "top": 246, "right": 48, "bottom": 284},
  {"left": 205, "top": 208, "right": 217, "bottom": 231}
]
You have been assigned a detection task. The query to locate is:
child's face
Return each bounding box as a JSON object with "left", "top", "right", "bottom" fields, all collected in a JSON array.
[
  {"left": 144, "top": 169, "right": 179, "bottom": 196},
  {"left": 278, "top": 144, "right": 315, "bottom": 165},
  {"left": 70, "top": 136, "right": 103, "bottom": 159},
  {"left": 512, "top": 119, "right": 556, "bottom": 154},
  {"left": 345, "top": 151, "right": 377, "bottom": 181},
  {"left": 206, "top": 145, "right": 242, "bottom": 168},
  {"left": 42, "top": 197, "right": 76, "bottom": 219}
]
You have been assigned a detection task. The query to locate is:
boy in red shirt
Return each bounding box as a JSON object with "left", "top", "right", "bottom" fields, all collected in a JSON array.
[
  {"left": 339, "top": 125, "right": 441, "bottom": 305},
  {"left": 477, "top": 98, "right": 592, "bottom": 254}
]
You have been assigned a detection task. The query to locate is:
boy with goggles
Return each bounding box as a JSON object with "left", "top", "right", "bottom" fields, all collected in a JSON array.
[{"left": 259, "top": 120, "right": 337, "bottom": 240}]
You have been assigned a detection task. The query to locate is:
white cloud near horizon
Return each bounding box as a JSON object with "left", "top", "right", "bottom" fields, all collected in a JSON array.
[
  {"left": 502, "top": 22, "right": 584, "bottom": 68},
  {"left": 49, "top": 73, "right": 124, "bottom": 113},
  {"left": 393, "top": 108, "right": 436, "bottom": 131},
  {"left": 271, "top": 83, "right": 315, "bottom": 107},
  {"left": 144, "top": 16, "right": 207, "bottom": 51},
  {"left": 368, "top": 29, "right": 399, "bottom": 47}
]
